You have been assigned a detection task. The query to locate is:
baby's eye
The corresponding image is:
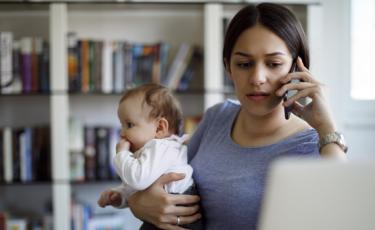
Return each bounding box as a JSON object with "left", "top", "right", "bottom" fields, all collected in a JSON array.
[{"left": 126, "top": 122, "right": 134, "bottom": 129}]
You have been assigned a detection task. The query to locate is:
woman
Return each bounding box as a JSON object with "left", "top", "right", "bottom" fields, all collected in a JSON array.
[{"left": 115, "top": 3, "right": 347, "bottom": 230}]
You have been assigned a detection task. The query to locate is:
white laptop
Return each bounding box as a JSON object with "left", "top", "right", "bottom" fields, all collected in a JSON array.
[{"left": 258, "top": 158, "right": 375, "bottom": 230}]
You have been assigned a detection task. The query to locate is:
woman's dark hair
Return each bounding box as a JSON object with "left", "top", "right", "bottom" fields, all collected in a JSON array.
[{"left": 223, "top": 3, "right": 309, "bottom": 69}]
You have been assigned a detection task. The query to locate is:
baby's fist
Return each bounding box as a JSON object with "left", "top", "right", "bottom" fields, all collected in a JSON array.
[
  {"left": 116, "top": 139, "right": 130, "bottom": 153},
  {"left": 98, "top": 189, "right": 122, "bottom": 208}
]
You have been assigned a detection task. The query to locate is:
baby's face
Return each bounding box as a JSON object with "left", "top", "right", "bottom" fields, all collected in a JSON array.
[{"left": 117, "top": 94, "right": 158, "bottom": 152}]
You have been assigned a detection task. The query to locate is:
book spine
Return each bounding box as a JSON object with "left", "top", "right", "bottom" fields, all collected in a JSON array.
[
  {"left": 81, "top": 40, "right": 90, "bottom": 93},
  {"left": 95, "top": 41, "right": 103, "bottom": 92},
  {"left": 39, "top": 40, "right": 50, "bottom": 93},
  {"left": 114, "top": 41, "right": 124, "bottom": 93},
  {"left": 31, "top": 38, "right": 41, "bottom": 93},
  {"left": 0, "top": 32, "right": 13, "bottom": 94},
  {"left": 123, "top": 42, "right": 134, "bottom": 89},
  {"left": 95, "top": 127, "right": 109, "bottom": 180},
  {"left": 89, "top": 40, "right": 96, "bottom": 92},
  {"left": 12, "top": 41, "right": 22, "bottom": 93},
  {"left": 20, "top": 37, "right": 32, "bottom": 93},
  {"left": 102, "top": 40, "right": 113, "bottom": 93},
  {"left": 3, "top": 127, "right": 13, "bottom": 183},
  {"left": 84, "top": 127, "right": 96, "bottom": 181},
  {"left": 67, "top": 32, "right": 79, "bottom": 92}
]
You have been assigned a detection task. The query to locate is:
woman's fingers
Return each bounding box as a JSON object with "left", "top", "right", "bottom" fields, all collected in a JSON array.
[
  {"left": 170, "top": 194, "right": 200, "bottom": 205},
  {"left": 276, "top": 81, "right": 316, "bottom": 97},
  {"left": 154, "top": 173, "right": 186, "bottom": 188},
  {"left": 296, "top": 56, "right": 310, "bottom": 73},
  {"left": 177, "top": 212, "right": 203, "bottom": 225},
  {"left": 170, "top": 204, "right": 200, "bottom": 216},
  {"left": 155, "top": 213, "right": 202, "bottom": 229},
  {"left": 283, "top": 86, "right": 319, "bottom": 107},
  {"left": 280, "top": 71, "right": 317, "bottom": 85}
]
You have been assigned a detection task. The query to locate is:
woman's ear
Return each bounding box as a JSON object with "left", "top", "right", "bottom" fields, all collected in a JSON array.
[{"left": 155, "top": 117, "right": 169, "bottom": 138}]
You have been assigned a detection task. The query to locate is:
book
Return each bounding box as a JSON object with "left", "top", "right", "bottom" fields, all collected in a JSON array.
[
  {"left": 12, "top": 40, "right": 22, "bottom": 94},
  {"left": 80, "top": 40, "right": 90, "bottom": 93},
  {"left": 113, "top": 41, "right": 124, "bottom": 93},
  {"left": 95, "top": 127, "right": 110, "bottom": 180},
  {"left": 39, "top": 40, "right": 50, "bottom": 92},
  {"left": 84, "top": 127, "right": 96, "bottom": 181},
  {"left": 31, "top": 38, "right": 43, "bottom": 92},
  {"left": 20, "top": 127, "right": 32, "bottom": 182},
  {"left": 0, "top": 130, "right": 3, "bottom": 182},
  {"left": 0, "top": 212, "right": 7, "bottom": 230},
  {"left": 165, "top": 43, "right": 194, "bottom": 90},
  {"left": 123, "top": 42, "right": 134, "bottom": 89},
  {"left": 108, "top": 127, "right": 120, "bottom": 179},
  {"left": 3, "top": 127, "right": 13, "bottom": 183},
  {"left": 0, "top": 32, "right": 13, "bottom": 94},
  {"left": 177, "top": 47, "right": 204, "bottom": 91},
  {"left": 94, "top": 41, "right": 103, "bottom": 92},
  {"left": 20, "top": 37, "right": 33, "bottom": 93},
  {"left": 68, "top": 32, "right": 79, "bottom": 92},
  {"left": 32, "top": 126, "right": 51, "bottom": 181},
  {"left": 6, "top": 218, "right": 27, "bottom": 230},
  {"left": 12, "top": 128, "right": 24, "bottom": 182},
  {"left": 101, "top": 40, "right": 113, "bottom": 93}
]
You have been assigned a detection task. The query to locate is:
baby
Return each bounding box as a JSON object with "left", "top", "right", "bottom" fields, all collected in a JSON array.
[{"left": 97, "top": 83, "right": 203, "bottom": 230}]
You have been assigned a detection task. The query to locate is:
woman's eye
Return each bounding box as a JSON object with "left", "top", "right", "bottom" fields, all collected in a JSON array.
[
  {"left": 267, "top": 62, "right": 282, "bottom": 68},
  {"left": 237, "top": 62, "right": 253, "bottom": 69}
]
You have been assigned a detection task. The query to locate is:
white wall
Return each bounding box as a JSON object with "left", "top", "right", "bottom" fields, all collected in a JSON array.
[{"left": 320, "top": 0, "right": 375, "bottom": 159}]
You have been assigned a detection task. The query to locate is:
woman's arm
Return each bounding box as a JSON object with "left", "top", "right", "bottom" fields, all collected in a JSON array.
[
  {"left": 128, "top": 173, "right": 202, "bottom": 230},
  {"left": 277, "top": 57, "right": 347, "bottom": 160}
]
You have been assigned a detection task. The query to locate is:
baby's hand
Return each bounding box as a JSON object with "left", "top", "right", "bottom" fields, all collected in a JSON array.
[
  {"left": 97, "top": 189, "right": 122, "bottom": 208},
  {"left": 116, "top": 138, "right": 130, "bottom": 153}
]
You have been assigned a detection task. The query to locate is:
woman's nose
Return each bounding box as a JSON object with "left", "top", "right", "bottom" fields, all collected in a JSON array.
[{"left": 249, "top": 65, "right": 266, "bottom": 86}]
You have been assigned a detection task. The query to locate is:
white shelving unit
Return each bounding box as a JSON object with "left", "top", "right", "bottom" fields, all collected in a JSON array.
[{"left": 0, "top": 1, "right": 323, "bottom": 229}]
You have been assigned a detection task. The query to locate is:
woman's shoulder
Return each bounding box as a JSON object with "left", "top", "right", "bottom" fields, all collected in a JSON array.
[{"left": 206, "top": 99, "right": 241, "bottom": 117}]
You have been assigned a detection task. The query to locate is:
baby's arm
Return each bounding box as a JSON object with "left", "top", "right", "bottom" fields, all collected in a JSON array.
[{"left": 113, "top": 140, "right": 178, "bottom": 190}]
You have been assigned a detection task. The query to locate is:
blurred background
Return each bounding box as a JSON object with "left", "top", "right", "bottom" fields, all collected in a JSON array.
[{"left": 0, "top": 0, "right": 374, "bottom": 229}]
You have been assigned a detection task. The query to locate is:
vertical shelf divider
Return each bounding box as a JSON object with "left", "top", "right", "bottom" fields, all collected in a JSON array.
[
  {"left": 204, "top": 3, "right": 224, "bottom": 110},
  {"left": 50, "top": 3, "right": 70, "bottom": 230}
]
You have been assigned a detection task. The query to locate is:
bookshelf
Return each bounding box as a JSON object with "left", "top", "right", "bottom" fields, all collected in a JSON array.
[{"left": 0, "top": 1, "right": 323, "bottom": 229}]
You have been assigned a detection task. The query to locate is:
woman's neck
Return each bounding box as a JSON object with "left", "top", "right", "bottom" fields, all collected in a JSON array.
[{"left": 231, "top": 106, "right": 303, "bottom": 147}]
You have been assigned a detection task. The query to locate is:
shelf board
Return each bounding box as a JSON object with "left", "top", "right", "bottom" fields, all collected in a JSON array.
[
  {"left": 0, "top": 180, "right": 52, "bottom": 186},
  {"left": 0, "top": 0, "right": 321, "bottom": 5}
]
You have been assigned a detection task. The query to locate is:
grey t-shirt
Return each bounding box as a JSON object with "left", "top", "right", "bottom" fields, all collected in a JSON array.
[{"left": 188, "top": 100, "right": 320, "bottom": 230}]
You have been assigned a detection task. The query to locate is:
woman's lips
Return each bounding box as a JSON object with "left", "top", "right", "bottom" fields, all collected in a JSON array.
[{"left": 246, "top": 92, "right": 270, "bottom": 102}]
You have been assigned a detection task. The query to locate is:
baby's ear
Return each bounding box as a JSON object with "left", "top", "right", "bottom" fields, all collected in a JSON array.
[{"left": 155, "top": 117, "right": 169, "bottom": 138}]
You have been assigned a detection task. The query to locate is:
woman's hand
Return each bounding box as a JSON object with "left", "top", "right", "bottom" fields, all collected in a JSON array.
[
  {"left": 128, "top": 173, "right": 202, "bottom": 230},
  {"left": 276, "top": 57, "right": 336, "bottom": 136}
]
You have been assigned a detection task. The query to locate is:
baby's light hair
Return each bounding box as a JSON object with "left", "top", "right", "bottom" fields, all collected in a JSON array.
[{"left": 119, "top": 83, "right": 183, "bottom": 135}]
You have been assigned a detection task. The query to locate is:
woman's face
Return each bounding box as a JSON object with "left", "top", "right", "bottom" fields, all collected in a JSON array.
[{"left": 228, "top": 24, "right": 294, "bottom": 117}]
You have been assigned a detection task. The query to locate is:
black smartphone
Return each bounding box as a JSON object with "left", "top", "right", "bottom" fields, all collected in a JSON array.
[{"left": 283, "top": 60, "right": 298, "bottom": 120}]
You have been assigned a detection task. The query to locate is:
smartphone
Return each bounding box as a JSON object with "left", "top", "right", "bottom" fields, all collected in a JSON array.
[{"left": 283, "top": 60, "right": 298, "bottom": 120}]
